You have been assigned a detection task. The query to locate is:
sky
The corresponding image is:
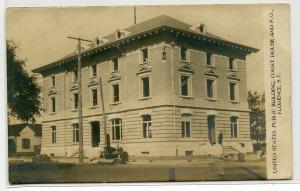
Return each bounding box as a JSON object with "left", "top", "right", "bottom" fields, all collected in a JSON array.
[{"left": 6, "top": 5, "right": 264, "bottom": 92}]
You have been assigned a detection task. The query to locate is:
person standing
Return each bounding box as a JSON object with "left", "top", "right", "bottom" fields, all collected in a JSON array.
[{"left": 218, "top": 131, "right": 224, "bottom": 146}]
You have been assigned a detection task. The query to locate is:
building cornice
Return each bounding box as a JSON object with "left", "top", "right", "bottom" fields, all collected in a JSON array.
[{"left": 32, "top": 25, "right": 259, "bottom": 75}]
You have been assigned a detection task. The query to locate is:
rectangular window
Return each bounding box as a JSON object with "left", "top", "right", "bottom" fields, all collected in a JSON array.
[
  {"left": 73, "top": 123, "right": 79, "bottom": 143},
  {"left": 91, "top": 121, "right": 100, "bottom": 147},
  {"left": 142, "top": 48, "right": 148, "bottom": 63},
  {"left": 181, "top": 121, "right": 191, "bottom": 138},
  {"left": 181, "top": 75, "right": 190, "bottom": 96},
  {"left": 51, "top": 75, "right": 55, "bottom": 87},
  {"left": 73, "top": 70, "right": 78, "bottom": 82},
  {"left": 230, "top": 117, "right": 238, "bottom": 138},
  {"left": 181, "top": 47, "right": 187, "bottom": 61},
  {"left": 229, "top": 57, "right": 234, "bottom": 70},
  {"left": 142, "top": 115, "right": 152, "bottom": 138},
  {"left": 141, "top": 76, "right": 150, "bottom": 97},
  {"left": 91, "top": 89, "right": 98, "bottom": 106},
  {"left": 73, "top": 93, "right": 79, "bottom": 109},
  {"left": 112, "top": 119, "right": 122, "bottom": 140},
  {"left": 112, "top": 84, "right": 119, "bottom": 103},
  {"left": 229, "top": 83, "right": 236, "bottom": 101},
  {"left": 206, "top": 53, "right": 212, "bottom": 66},
  {"left": 207, "top": 79, "right": 214, "bottom": 98},
  {"left": 22, "top": 139, "right": 30, "bottom": 149},
  {"left": 91, "top": 65, "right": 97, "bottom": 77},
  {"left": 113, "top": 58, "right": 119, "bottom": 71},
  {"left": 50, "top": 97, "right": 56, "bottom": 113},
  {"left": 51, "top": 126, "right": 56, "bottom": 144}
]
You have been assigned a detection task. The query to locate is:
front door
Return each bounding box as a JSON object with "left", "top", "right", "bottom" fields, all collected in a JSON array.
[
  {"left": 207, "top": 115, "right": 216, "bottom": 144},
  {"left": 91, "top": 121, "right": 100, "bottom": 147}
]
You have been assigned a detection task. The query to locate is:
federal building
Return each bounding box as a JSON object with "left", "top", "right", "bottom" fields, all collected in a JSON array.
[{"left": 33, "top": 15, "right": 258, "bottom": 158}]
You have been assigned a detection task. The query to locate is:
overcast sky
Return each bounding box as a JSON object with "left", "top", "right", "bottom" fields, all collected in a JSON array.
[{"left": 6, "top": 5, "right": 264, "bottom": 93}]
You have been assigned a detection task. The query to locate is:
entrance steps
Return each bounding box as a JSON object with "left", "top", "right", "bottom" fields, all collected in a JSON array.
[{"left": 222, "top": 145, "right": 240, "bottom": 157}]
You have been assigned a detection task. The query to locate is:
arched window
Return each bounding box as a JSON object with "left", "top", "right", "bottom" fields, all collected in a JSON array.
[
  {"left": 51, "top": 126, "right": 56, "bottom": 144},
  {"left": 230, "top": 116, "right": 238, "bottom": 138},
  {"left": 142, "top": 115, "right": 152, "bottom": 138}
]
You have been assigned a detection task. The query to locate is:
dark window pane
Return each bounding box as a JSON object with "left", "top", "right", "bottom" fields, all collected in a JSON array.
[
  {"left": 207, "top": 79, "right": 214, "bottom": 98},
  {"left": 113, "top": 84, "right": 119, "bottom": 102},
  {"left": 51, "top": 126, "right": 56, "bottom": 144},
  {"left": 230, "top": 83, "right": 236, "bottom": 101},
  {"left": 186, "top": 122, "right": 190, "bottom": 137},
  {"left": 229, "top": 57, "right": 234, "bottom": 69},
  {"left": 181, "top": 122, "right": 185, "bottom": 137},
  {"left": 92, "top": 65, "right": 97, "bottom": 76},
  {"left": 181, "top": 75, "right": 189, "bottom": 96},
  {"left": 74, "top": 70, "right": 78, "bottom": 81},
  {"left": 92, "top": 89, "right": 98, "bottom": 106},
  {"left": 51, "top": 76, "right": 55, "bottom": 86},
  {"left": 206, "top": 53, "right": 211, "bottom": 65},
  {"left": 142, "top": 77, "right": 150, "bottom": 97},
  {"left": 113, "top": 58, "right": 118, "bottom": 71},
  {"left": 74, "top": 93, "right": 79, "bottom": 109},
  {"left": 22, "top": 139, "right": 30, "bottom": 149},
  {"left": 230, "top": 117, "right": 238, "bottom": 138},
  {"left": 181, "top": 47, "right": 187, "bottom": 60},
  {"left": 142, "top": 48, "right": 148, "bottom": 62},
  {"left": 51, "top": 97, "right": 56, "bottom": 112}
]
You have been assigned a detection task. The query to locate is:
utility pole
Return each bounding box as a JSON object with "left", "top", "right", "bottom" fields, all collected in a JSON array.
[
  {"left": 134, "top": 5, "right": 137, "bottom": 24},
  {"left": 67, "top": 36, "right": 92, "bottom": 163},
  {"left": 99, "top": 77, "right": 108, "bottom": 151}
]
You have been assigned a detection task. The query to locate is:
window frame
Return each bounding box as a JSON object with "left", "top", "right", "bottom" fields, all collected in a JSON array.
[
  {"left": 141, "top": 47, "right": 149, "bottom": 63},
  {"left": 90, "top": 64, "right": 97, "bottom": 78},
  {"left": 90, "top": 88, "right": 98, "bottom": 107},
  {"left": 51, "top": 126, "right": 56, "bottom": 144},
  {"left": 142, "top": 115, "right": 152, "bottom": 138},
  {"left": 180, "top": 72, "right": 192, "bottom": 97},
  {"left": 50, "top": 75, "right": 56, "bottom": 87},
  {"left": 111, "top": 82, "right": 120, "bottom": 104},
  {"left": 181, "top": 121, "right": 191, "bottom": 138},
  {"left": 228, "top": 81, "right": 239, "bottom": 102},
  {"left": 111, "top": 119, "right": 122, "bottom": 141},
  {"left": 230, "top": 116, "right": 238, "bottom": 138},
  {"left": 205, "top": 77, "right": 217, "bottom": 100},
  {"left": 49, "top": 96, "right": 56, "bottom": 113},
  {"left": 206, "top": 52, "right": 215, "bottom": 67},
  {"left": 73, "top": 92, "right": 79, "bottom": 110},
  {"left": 139, "top": 73, "right": 151, "bottom": 99},
  {"left": 72, "top": 70, "right": 78, "bottom": 82},
  {"left": 112, "top": 58, "right": 119, "bottom": 72},
  {"left": 180, "top": 47, "right": 188, "bottom": 61},
  {"left": 228, "top": 57, "right": 236, "bottom": 70},
  {"left": 72, "top": 123, "right": 79, "bottom": 143}
]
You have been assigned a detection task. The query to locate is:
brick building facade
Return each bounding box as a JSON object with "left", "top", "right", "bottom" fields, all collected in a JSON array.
[{"left": 33, "top": 15, "right": 258, "bottom": 158}]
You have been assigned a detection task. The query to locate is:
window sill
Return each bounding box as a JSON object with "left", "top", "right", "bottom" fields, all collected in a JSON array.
[
  {"left": 179, "top": 96, "right": 194, "bottom": 99},
  {"left": 180, "top": 60, "right": 191, "bottom": 64},
  {"left": 205, "top": 65, "right": 216, "bottom": 69},
  {"left": 205, "top": 98, "right": 218, "bottom": 102},
  {"left": 138, "top": 97, "right": 152, "bottom": 100},
  {"left": 90, "top": 76, "right": 97, "bottom": 79},
  {"left": 89, "top": 105, "right": 99, "bottom": 109},
  {"left": 228, "top": 69, "right": 238, "bottom": 72},
  {"left": 48, "top": 112, "right": 56, "bottom": 115},
  {"left": 110, "top": 102, "right": 121, "bottom": 106},
  {"left": 140, "top": 61, "right": 150, "bottom": 65},
  {"left": 111, "top": 140, "right": 122, "bottom": 143},
  {"left": 71, "top": 109, "right": 78, "bottom": 112},
  {"left": 111, "top": 70, "right": 120, "bottom": 74},
  {"left": 229, "top": 100, "right": 239, "bottom": 104}
]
